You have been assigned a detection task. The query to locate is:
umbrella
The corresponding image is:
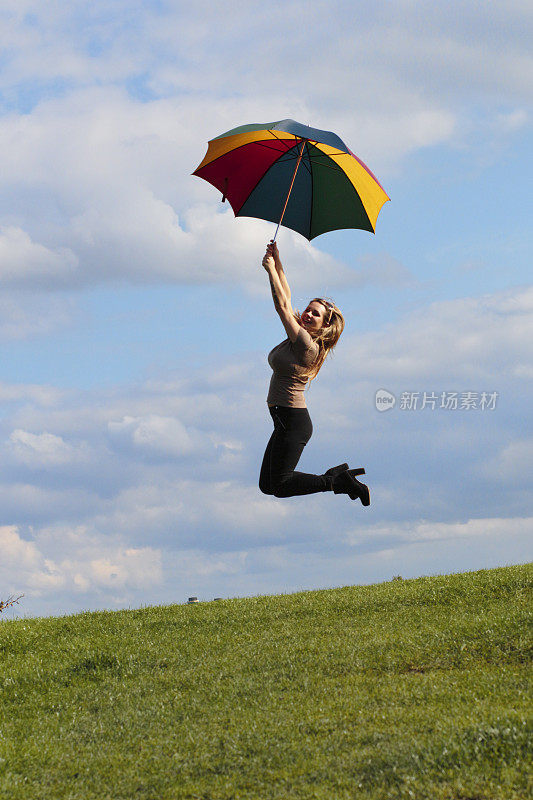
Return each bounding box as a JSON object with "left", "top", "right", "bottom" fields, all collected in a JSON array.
[{"left": 192, "top": 119, "right": 389, "bottom": 241}]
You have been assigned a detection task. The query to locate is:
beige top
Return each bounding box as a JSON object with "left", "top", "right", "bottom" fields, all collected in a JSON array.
[{"left": 267, "top": 327, "right": 319, "bottom": 408}]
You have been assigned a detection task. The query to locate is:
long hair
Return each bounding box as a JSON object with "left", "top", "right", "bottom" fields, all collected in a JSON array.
[{"left": 294, "top": 298, "right": 345, "bottom": 382}]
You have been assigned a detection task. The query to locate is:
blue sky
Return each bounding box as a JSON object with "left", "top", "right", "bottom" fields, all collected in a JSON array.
[{"left": 0, "top": 0, "right": 531, "bottom": 617}]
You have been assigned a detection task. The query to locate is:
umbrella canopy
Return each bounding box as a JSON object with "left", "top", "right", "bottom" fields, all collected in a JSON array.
[{"left": 193, "top": 119, "right": 389, "bottom": 241}]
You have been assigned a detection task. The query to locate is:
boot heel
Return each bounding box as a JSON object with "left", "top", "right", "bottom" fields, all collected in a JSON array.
[{"left": 351, "top": 468, "right": 365, "bottom": 476}]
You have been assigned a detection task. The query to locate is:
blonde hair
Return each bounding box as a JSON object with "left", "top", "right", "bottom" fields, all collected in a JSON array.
[{"left": 294, "top": 298, "right": 345, "bottom": 382}]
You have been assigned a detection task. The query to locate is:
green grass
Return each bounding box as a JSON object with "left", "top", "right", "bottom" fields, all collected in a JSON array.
[{"left": 1, "top": 564, "right": 532, "bottom": 799}]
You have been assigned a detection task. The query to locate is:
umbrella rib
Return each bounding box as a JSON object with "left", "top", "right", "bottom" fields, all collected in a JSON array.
[
  {"left": 267, "top": 131, "right": 299, "bottom": 154},
  {"left": 299, "top": 146, "right": 313, "bottom": 177},
  {"left": 267, "top": 129, "right": 297, "bottom": 147},
  {"left": 307, "top": 157, "right": 346, "bottom": 174},
  {"left": 254, "top": 143, "right": 296, "bottom": 156},
  {"left": 313, "top": 149, "right": 351, "bottom": 157},
  {"left": 308, "top": 152, "right": 347, "bottom": 160},
  {"left": 308, "top": 141, "right": 313, "bottom": 240},
  {"left": 256, "top": 135, "right": 294, "bottom": 154}
]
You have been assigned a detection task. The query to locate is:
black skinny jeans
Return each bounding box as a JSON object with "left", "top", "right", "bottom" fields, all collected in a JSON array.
[{"left": 259, "top": 406, "right": 331, "bottom": 497}]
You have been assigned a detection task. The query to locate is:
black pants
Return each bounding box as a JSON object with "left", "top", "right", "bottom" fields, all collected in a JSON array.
[{"left": 259, "top": 406, "right": 331, "bottom": 497}]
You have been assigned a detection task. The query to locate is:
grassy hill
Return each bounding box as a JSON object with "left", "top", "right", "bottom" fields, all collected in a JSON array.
[{"left": 1, "top": 564, "right": 531, "bottom": 799}]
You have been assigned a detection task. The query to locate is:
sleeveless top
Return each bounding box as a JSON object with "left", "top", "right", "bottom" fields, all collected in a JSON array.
[{"left": 267, "top": 327, "right": 319, "bottom": 408}]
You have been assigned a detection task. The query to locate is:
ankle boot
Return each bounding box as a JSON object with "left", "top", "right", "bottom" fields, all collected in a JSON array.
[{"left": 332, "top": 469, "right": 370, "bottom": 506}]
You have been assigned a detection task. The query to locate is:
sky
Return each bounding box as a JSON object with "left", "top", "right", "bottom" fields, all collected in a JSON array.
[{"left": 0, "top": 0, "right": 531, "bottom": 619}]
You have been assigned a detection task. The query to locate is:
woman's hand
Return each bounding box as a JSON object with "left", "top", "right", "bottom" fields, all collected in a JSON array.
[
  {"left": 262, "top": 241, "right": 275, "bottom": 271},
  {"left": 262, "top": 240, "right": 280, "bottom": 271},
  {"left": 266, "top": 239, "right": 280, "bottom": 262},
  {"left": 262, "top": 252, "right": 275, "bottom": 271}
]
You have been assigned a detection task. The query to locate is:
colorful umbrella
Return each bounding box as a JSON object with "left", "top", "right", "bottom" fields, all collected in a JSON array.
[{"left": 193, "top": 119, "right": 389, "bottom": 241}]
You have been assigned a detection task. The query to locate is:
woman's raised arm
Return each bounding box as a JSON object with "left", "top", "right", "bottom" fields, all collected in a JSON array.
[
  {"left": 267, "top": 240, "right": 291, "bottom": 303},
  {"left": 262, "top": 242, "right": 301, "bottom": 342}
]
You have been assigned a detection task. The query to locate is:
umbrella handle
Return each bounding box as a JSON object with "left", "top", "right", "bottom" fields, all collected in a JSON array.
[{"left": 273, "top": 139, "right": 306, "bottom": 242}]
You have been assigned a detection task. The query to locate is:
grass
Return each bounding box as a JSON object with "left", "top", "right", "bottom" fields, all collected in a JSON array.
[{"left": 0, "top": 564, "right": 531, "bottom": 799}]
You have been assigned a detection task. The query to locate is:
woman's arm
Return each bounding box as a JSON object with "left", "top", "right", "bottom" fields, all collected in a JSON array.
[
  {"left": 267, "top": 240, "right": 291, "bottom": 303},
  {"left": 262, "top": 243, "right": 301, "bottom": 342}
]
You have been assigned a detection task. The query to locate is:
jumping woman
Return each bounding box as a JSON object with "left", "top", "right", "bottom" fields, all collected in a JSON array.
[{"left": 259, "top": 240, "right": 370, "bottom": 505}]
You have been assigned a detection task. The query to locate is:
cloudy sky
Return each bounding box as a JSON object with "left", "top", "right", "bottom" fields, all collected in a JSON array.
[{"left": 1, "top": 0, "right": 531, "bottom": 618}]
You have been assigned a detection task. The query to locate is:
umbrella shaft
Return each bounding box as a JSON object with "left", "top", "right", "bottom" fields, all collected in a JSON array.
[{"left": 273, "top": 139, "right": 306, "bottom": 242}]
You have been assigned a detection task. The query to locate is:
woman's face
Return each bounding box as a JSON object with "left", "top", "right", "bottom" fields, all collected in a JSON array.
[{"left": 301, "top": 301, "right": 327, "bottom": 334}]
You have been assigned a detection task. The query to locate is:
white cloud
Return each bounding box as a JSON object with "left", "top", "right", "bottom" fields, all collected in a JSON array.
[
  {"left": 8, "top": 429, "right": 90, "bottom": 467},
  {"left": 0, "top": 523, "right": 162, "bottom": 604},
  {"left": 336, "top": 285, "right": 533, "bottom": 382},
  {"left": 89, "top": 479, "right": 289, "bottom": 547},
  {"left": 0, "top": 226, "right": 78, "bottom": 287},
  {"left": 0, "top": 524, "right": 41, "bottom": 572},
  {"left": 108, "top": 414, "right": 197, "bottom": 458},
  {"left": 344, "top": 515, "right": 533, "bottom": 546},
  {"left": 88, "top": 549, "right": 161, "bottom": 590}
]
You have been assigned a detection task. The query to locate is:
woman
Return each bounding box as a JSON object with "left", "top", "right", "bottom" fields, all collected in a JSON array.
[{"left": 259, "top": 240, "right": 370, "bottom": 505}]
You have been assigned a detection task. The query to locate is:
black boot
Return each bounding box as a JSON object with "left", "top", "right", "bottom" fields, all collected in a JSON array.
[{"left": 332, "top": 469, "right": 370, "bottom": 506}]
